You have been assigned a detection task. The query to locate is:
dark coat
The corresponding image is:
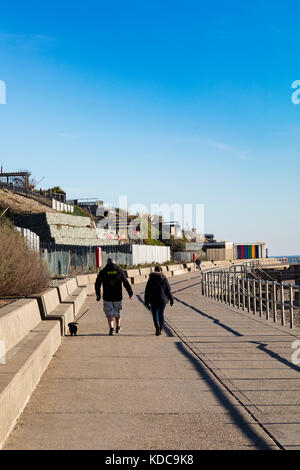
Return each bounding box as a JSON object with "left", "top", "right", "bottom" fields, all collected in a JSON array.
[
  {"left": 95, "top": 262, "right": 133, "bottom": 302},
  {"left": 144, "top": 272, "right": 173, "bottom": 306}
]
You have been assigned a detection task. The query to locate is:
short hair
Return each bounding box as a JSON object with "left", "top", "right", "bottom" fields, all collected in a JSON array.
[
  {"left": 107, "top": 258, "right": 115, "bottom": 264},
  {"left": 154, "top": 266, "right": 162, "bottom": 272}
]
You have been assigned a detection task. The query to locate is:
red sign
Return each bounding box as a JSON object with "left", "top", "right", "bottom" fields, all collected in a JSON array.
[{"left": 96, "top": 247, "right": 102, "bottom": 268}]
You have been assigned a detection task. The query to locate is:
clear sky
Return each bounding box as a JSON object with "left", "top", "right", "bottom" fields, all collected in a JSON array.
[{"left": 0, "top": 0, "right": 300, "bottom": 254}]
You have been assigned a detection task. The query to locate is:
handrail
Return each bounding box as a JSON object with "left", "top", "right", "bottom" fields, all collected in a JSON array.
[{"left": 200, "top": 267, "right": 299, "bottom": 329}]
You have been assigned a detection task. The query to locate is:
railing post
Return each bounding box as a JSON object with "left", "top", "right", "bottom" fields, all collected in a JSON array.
[
  {"left": 242, "top": 278, "right": 246, "bottom": 310},
  {"left": 207, "top": 273, "right": 210, "bottom": 298},
  {"left": 247, "top": 279, "right": 251, "bottom": 312},
  {"left": 207, "top": 272, "right": 209, "bottom": 297},
  {"left": 233, "top": 276, "right": 236, "bottom": 308},
  {"left": 281, "top": 283, "right": 285, "bottom": 326},
  {"left": 266, "top": 282, "right": 270, "bottom": 320},
  {"left": 258, "top": 280, "right": 263, "bottom": 317},
  {"left": 213, "top": 273, "right": 216, "bottom": 300},
  {"left": 228, "top": 275, "right": 232, "bottom": 305},
  {"left": 289, "top": 285, "right": 294, "bottom": 329},
  {"left": 272, "top": 282, "right": 277, "bottom": 323},
  {"left": 237, "top": 277, "right": 240, "bottom": 309},
  {"left": 252, "top": 279, "right": 257, "bottom": 315}
]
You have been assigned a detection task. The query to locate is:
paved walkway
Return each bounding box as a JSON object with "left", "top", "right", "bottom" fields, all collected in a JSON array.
[{"left": 4, "top": 273, "right": 300, "bottom": 450}]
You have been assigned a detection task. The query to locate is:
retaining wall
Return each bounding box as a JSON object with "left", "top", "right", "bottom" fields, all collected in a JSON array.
[
  {"left": 0, "top": 274, "right": 96, "bottom": 449},
  {"left": 13, "top": 213, "right": 100, "bottom": 246},
  {"left": 125, "top": 262, "right": 197, "bottom": 284}
]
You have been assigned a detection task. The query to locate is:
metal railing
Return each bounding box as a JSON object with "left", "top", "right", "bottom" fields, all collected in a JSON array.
[
  {"left": 201, "top": 265, "right": 300, "bottom": 329},
  {"left": 275, "top": 256, "right": 300, "bottom": 265},
  {"left": 0, "top": 182, "right": 66, "bottom": 203}
]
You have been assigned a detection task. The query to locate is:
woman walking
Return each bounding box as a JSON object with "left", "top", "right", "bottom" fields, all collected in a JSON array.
[{"left": 144, "top": 266, "right": 174, "bottom": 336}]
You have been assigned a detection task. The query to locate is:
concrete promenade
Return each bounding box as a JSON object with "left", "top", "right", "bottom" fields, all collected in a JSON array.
[{"left": 4, "top": 273, "right": 300, "bottom": 450}]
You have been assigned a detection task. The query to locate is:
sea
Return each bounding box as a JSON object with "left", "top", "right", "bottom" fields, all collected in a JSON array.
[{"left": 273, "top": 256, "right": 300, "bottom": 264}]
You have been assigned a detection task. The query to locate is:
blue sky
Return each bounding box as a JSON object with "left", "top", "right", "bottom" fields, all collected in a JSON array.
[{"left": 1, "top": 0, "right": 300, "bottom": 254}]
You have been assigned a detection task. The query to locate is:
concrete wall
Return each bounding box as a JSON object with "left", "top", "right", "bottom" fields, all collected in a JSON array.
[
  {"left": 13, "top": 213, "right": 101, "bottom": 246},
  {"left": 0, "top": 300, "right": 61, "bottom": 448},
  {"left": 0, "top": 274, "right": 97, "bottom": 448},
  {"left": 0, "top": 299, "right": 42, "bottom": 352},
  {"left": 125, "top": 262, "right": 197, "bottom": 284}
]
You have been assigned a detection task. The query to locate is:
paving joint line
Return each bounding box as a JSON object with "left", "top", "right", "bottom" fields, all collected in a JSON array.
[{"left": 165, "top": 319, "right": 286, "bottom": 451}]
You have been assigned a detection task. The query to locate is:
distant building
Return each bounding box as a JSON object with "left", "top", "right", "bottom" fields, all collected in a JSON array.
[
  {"left": 202, "top": 242, "right": 234, "bottom": 261},
  {"left": 234, "top": 242, "right": 265, "bottom": 260},
  {"left": 0, "top": 171, "right": 31, "bottom": 189},
  {"left": 201, "top": 241, "right": 266, "bottom": 261},
  {"left": 71, "top": 199, "right": 104, "bottom": 216},
  {"left": 151, "top": 216, "right": 182, "bottom": 239},
  {"left": 204, "top": 234, "right": 216, "bottom": 243}
]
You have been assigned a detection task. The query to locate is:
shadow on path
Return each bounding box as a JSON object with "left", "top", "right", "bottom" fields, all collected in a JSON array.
[
  {"left": 254, "top": 342, "right": 300, "bottom": 373},
  {"left": 174, "top": 296, "right": 242, "bottom": 337},
  {"left": 135, "top": 291, "right": 279, "bottom": 448},
  {"left": 175, "top": 341, "right": 275, "bottom": 450}
]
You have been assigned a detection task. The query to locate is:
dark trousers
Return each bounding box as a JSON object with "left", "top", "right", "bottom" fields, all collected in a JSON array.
[{"left": 151, "top": 303, "right": 166, "bottom": 327}]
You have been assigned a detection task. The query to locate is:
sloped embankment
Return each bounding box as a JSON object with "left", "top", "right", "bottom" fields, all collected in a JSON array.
[{"left": 0, "top": 188, "right": 56, "bottom": 215}]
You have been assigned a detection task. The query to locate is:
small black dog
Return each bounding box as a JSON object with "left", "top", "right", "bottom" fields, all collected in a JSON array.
[{"left": 68, "top": 322, "right": 78, "bottom": 336}]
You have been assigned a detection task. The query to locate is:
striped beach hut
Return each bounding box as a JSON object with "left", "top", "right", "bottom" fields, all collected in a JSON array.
[{"left": 234, "top": 242, "right": 265, "bottom": 260}]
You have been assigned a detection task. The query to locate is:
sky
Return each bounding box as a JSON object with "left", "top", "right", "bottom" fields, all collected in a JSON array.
[{"left": 0, "top": 0, "right": 300, "bottom": 254}]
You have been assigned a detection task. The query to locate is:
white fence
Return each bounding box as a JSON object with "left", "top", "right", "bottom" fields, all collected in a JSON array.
[
  {"left": 52, "top": 199, "right": 74, "bottom": 213},
  {"left": 15, "top": 227, "right": 40, "bottom": 252},
  {"left": 132, "top": 245, "right": 170, "bottom": 265}
]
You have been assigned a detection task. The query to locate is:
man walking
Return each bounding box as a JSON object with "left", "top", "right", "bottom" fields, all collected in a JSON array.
[
  {"left": 95, "top": 258, "right": 133, "bottom": 336},
  {"left": 144, "top": 266, "right": 174, "bottom": 336}
]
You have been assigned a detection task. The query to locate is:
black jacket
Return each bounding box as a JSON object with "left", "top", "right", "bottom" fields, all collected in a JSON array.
[
  {"left": 144, "top": 272, "right": 173, "bottom": 306},
  {"left": 95, "top": 262, "right": 133, "bottom": 302}
]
